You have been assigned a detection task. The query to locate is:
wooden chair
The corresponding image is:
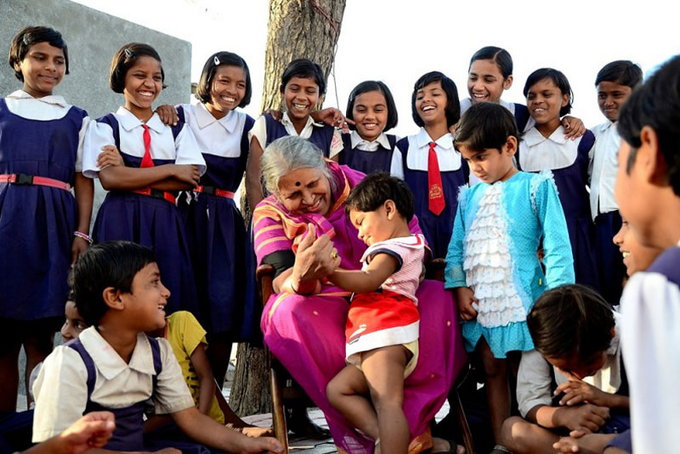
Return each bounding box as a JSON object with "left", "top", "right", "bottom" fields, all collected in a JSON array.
[
  {"left": 256, "top": 264, "right": 289, "bottom": 453},
  {"left": 256, "top": 262, "right": 476, "bottom": 454}
]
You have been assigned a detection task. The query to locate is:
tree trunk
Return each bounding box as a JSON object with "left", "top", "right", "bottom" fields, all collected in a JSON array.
[
  {"left": 230, "top": 0, "right": 346, "bottom": 416},
  {"left": 261, "top": 0, "right": 346, "bottom": 112}
]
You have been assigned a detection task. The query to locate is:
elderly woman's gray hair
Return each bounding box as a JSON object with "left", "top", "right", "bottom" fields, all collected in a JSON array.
[{"left": 261, "top": 136, "right": 335, "bottom": 194}]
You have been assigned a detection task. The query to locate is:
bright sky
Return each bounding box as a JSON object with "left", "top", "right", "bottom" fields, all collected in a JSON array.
[{"left": 74, "top": 0, "right": 678, "bottom": 137}]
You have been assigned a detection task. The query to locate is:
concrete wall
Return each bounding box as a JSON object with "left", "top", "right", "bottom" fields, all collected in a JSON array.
[
  {"left": 1, "top": 0, "right": 193, "bottom": 218},
  {"left": 1, "top": 0, "right": 192, "bottom": 118}
]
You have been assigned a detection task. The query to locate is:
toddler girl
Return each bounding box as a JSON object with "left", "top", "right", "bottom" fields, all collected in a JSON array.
[{"left": 326, "top": 172, "right": 425, "bottom": 454}]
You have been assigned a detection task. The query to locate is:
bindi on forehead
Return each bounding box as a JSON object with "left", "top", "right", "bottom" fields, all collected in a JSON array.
[{"left": 295, "top": 181, "right": 301, "bottom": 187}]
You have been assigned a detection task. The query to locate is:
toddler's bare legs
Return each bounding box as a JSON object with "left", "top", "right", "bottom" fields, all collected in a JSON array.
[{"left": 327, "top": 345, "right": 410, "bottom": 454}]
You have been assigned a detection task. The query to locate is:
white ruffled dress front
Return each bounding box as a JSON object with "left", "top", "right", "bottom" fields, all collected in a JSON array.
[{"left": 463, "top": 183, "right": 527, "bottom": 328}]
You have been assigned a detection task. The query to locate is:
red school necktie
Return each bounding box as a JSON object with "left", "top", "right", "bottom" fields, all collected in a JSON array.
[
  {"left": 428, "top": 141, "right": 445, "bottom": 215},
  {"left": 140, "top": 124, "right": 154, "bottom": 168}
]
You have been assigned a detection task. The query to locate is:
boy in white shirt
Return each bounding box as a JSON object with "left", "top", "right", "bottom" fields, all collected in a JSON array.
[
  {"left": 32, "top": 241, "right": 281, "bottom": 453},
  {"left": 589, "top": 60, "right": 642, "bottom": 305}
]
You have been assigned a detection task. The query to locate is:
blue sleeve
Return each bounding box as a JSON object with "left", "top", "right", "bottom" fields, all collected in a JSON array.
[
  {"left": 444, "top": 189, "right": 468, "bottom": 288},
  {"left": 533, "top": 173, "right": 575, "bottom": 288}
]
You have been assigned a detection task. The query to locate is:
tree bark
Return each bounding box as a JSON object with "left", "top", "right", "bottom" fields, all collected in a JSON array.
[{"left": 230, "top": 0, "right": 346, "bottom": 416}]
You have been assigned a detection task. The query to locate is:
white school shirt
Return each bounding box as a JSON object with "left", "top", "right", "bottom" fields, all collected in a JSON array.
[
  {"left": 459, "top": 97, "right": 534, "bottom": 133},
  {"left": 249, "top": 111, "right": 344, "bottom": 158},
  {"left": 4, "top": 90, "right": 90, "bottom": 171},
  {"left": 516, "top": 312, "right": 623, "bottom": 418},
  {"left": 81, "top": 106, "right": 206, "bottom": 179},
  {"left": 348, "top": 130, "right": 404, "bottom": 178},
  {"left": 179, "top": 102, "right": 249, "bottom": 158},
  {"left": 519, "top": 126, "right": 582, "bottom": 171},
  {"left": 32, "top": 327, "right": 194, "bottom": 442},
  {"left": 404, "top": 128, "right": 462, "bottom": 172},
  {"left": 620, "top": 245, "right": 680, "bottom": 454},
  {"left": 589, "top": 121, "right": 620, "bottom": 219}
]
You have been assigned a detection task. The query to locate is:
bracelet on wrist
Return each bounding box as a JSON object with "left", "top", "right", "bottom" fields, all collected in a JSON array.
[{"left": 73, "top": 231, "right": 93, "bottom": 245}]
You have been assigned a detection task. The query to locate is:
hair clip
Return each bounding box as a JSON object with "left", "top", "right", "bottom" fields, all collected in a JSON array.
[
  {"left": 22, "top": 35, "right": 30, "bottom": 45},
  {"left": 124, "top": 48, "right": 134, "bottom": 59},
  {"left": 213, "top": 55, "right": 220, "bottom": 66}
]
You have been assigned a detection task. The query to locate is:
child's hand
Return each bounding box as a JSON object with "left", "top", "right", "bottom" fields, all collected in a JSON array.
[
  {"left": 97, "top": 145, "right": 124, "bottom": 169},
  {"left": 151, "top": 449, "right": 182, "bottom": 454},
  {"left": 294, "top": 224, "right": 341, "bottom": 282},
  {"left": 562, "top": 116, "right": 586, "bottom": 140},
  {"left": 311, "top": 107, "right": 354, "bottom": 133},
  {"left": 264, "top": 109, "right": 283, "bottom": 121},
  {"left": 173, "top": 164, "right": 201, "bottom": 187},
  {"left": 557, "top": 404, "right": 610, "bottom": 434},
  {"left": 553, "top": 436, "right": 581, "bottom": 453},
  {"left": 55, "top": 411, "right": 115, "bottom": 454},
  {"left": 555, "top": 379, "right": 611, "bottom": 407},
  {"left": 453, "top": 287, "right": 478, "bottom": 321},
  {"left": 71, "top": 237, "right": 89, "bottom": 263},
  {"left": 155, "top": 104, "right": 179, "bottom": 126}
]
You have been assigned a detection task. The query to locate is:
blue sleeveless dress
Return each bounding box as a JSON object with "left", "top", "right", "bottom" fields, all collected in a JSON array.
[
  {"left": 339, "top": 133, "right": 398, "bottom": 175},
  {"left": 90, "top": 114, "right": 199, "bottom": 316},
  {"left": 396, "top": 134, "right": 469, "bottom": 259},
  {"left": 263, "top": 113, "right": 335, "bottom": 155},
  {"left": 0, "top": 98, "right": 87, "bottom": 320},
  {"left": 517, "top": 128, "right": 599, "bottom": 290},
  {"left": 177, "top": 106, "right": 259, "bottom": 341}
]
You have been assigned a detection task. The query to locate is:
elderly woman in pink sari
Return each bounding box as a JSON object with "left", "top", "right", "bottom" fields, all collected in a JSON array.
[{"left": 253, "top": 136, "right": 466, "bottom": 454}]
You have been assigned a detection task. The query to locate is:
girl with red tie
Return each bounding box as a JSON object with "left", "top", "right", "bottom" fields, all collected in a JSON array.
[{"left": 82, "top": 43, "right": 205, "bottom": 315}]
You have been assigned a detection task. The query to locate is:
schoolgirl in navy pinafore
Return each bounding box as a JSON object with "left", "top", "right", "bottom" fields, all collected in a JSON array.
[
  {"left": 176, "top": 103, "right": 259, "bottom": 341},
  {"left": 517, "top": 126, "right": 600, "bottom": 290},
  {"left": 396, "top": 130, "right": 469, "bottom": 259},
  {"left": 0, "top": 96, "right": 88, "bottom": 321},
  {"left": 262, "top": 112, "right": 335, "bottom": 155},
  {"left": 338, "top": 132, "right": 399, "bottom": 175},
  {"left": 82, "top": 108, "right": 205, "bottom": 315}
]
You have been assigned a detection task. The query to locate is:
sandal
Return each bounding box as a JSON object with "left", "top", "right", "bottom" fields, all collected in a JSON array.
[{"left": 490, "top": 444, "right": 513, "bottom": 454}]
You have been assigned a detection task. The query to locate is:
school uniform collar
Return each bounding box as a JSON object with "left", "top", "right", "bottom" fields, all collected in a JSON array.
[
  {"left": 601, "top": 119, "right": 616, "bottom": 131},
  {"left": 350, "top": 130, "right": 391, "bottom": 151},
  {"left": 414, "top": 128, "right": 454, "bottom": 150},
  {"left": 79, "top": 327, "right": 157, "bottom": 380},
  {"left": 8, "top": 89, "right": 68, "bottom": 107},
  {"left": 523, "top": 125, "right": 568, "bottom": 146},
  {"left": 194, "top": 101, "right": 237, "bottom": 133},
  {"left": 116, "top": 106, "right": 165, "bottom": 134},
  {"left": 281, "top": 111, "right": 323, "bottom": 129}
]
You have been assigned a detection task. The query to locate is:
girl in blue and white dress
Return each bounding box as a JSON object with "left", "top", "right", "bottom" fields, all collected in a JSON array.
[
  {"left": 396, "top": 71, "right": 468, "bottom": 259},
  {"left": 517, "top": 68, "right": 599, "bottom": 291},
  {"left": 82, "top": 43, "right": 205, "bottom": 316},
  {"left": 172, "top": 51, "right": 257, "bottom": 385},
  {"left": 0, "top": 26, "right": 93, "bottom": 411},
  {"left": 445, "top": 102, "right": 574, "bottom": 448},
  {"left": 339, "top": 80, "right": 403, "bottom": 177}
]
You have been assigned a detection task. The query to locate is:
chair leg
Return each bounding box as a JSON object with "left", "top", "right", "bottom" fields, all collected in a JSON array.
[
  {"left": 452, "top": 388, "right": 476, "bottom": 454},
  {"left": 270, "top": 366, "right": 289, "bottom": 453}
]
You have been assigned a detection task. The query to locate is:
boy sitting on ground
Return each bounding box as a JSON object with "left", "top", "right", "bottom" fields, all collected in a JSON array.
[
  {"left": 32, "top": 240, "right": 281, "bottom": 453},
  {"left": 499, "top": 284, "right": 629, "bottom": 454}
]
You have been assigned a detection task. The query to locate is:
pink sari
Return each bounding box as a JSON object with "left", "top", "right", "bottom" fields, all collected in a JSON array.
[{"left": 253, "top": 162, "right": 466, "bottom": 453}]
